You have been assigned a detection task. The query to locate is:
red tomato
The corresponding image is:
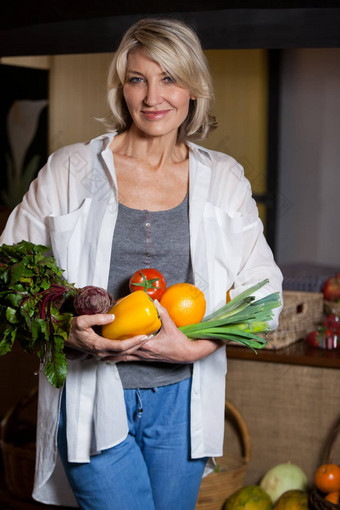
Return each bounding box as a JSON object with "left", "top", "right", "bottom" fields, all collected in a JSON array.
[
  {"left": 305, "top": 328, "right": 338, "bottom": 350},
  {"left": 129, "top": 269, "right": 166, "bottom": 300},
  {"left": 305, "top": 330, "right": 320, "bottom": 348},
  {"left": 323, "top": 314, "right": 340, "bottom": 331}
]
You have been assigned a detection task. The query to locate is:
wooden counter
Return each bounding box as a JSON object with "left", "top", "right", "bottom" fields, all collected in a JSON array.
[
  {"left": 226, "top": 339, "right": 340, "bottom": 369},
  {"left": 224, "top": 339, "right": 340, "bottom": 487}
]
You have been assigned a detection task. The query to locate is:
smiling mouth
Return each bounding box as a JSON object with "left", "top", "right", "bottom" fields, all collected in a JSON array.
[{"left": 141, "top": 110, "right": 171, "bottom": 120}]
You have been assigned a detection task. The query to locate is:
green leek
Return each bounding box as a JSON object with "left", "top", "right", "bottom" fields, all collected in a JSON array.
[{"left": 179, "top": 279, "right": 281, "bottom": 351}]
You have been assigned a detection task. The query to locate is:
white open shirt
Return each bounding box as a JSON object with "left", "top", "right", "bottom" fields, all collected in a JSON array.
[{"left": 0, "top": 133, "right": 283, "bottom": 506}]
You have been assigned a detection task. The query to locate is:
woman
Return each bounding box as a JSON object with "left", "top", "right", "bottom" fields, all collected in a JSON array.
[{"left": 0, "top": 18, "right": 283, "bottom": 510}]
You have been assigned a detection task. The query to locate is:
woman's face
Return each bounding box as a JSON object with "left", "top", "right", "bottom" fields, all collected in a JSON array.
[{"left": 123, "top": 47, "right": 193, "bottom": 141}]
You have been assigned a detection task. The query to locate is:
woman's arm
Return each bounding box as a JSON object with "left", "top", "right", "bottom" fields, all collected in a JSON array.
[
  {"left": 100, "top": 301, "right": 224, "bottom": 364},
  {"left": 216, "top": 157, "right": 283, "bottom": 328},
  {"left": 64, "top": 304, "right": 221, "bottom": 365}
]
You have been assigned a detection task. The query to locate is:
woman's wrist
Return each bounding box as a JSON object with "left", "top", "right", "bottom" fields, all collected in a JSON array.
[
  {"left": 187, "top": 337, "right": 224, "bottom": 361},
  {"left": 63, "top": 345, "right": 93, "bottom": 361}
]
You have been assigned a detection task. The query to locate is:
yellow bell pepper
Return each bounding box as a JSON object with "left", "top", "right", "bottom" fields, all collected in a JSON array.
[{"left": 102, "top": 291, "right": 161, "bottom": 340}]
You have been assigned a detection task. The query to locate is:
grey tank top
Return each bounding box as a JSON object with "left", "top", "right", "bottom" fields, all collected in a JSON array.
[{"left": 107, "top": 195, "right": 193, "bottom": 389}]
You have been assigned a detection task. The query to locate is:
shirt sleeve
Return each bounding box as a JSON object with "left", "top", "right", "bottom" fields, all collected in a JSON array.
[
  {"left": 0, "top": 166, "right": 51, "bottom": 247},
  {"left": 0, "top": 147, "right": 70, "bottom": 247},
  {"left": 225, "top": 162, "right": 283, "bottom": 329}
]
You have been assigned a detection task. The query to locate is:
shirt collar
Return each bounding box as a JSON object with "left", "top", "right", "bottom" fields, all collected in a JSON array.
[
  {"left": 187, "top": 141, "right": 213, "bottom": 166},
  {"left": 89, "top": 133, "right": 213, "bottom": 166},
  {"left": 89, "top": 132, "right": 115, "bottom": 151}
]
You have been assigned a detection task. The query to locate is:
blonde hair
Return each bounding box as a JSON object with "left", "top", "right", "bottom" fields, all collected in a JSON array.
[{"left": 105, "top": 17, "right": 216, "bottom": 142}]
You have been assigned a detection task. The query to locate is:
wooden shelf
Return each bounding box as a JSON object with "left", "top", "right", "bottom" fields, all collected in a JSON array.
[{"left": 226, "top": 339, "right": 340, "bottom": 369}]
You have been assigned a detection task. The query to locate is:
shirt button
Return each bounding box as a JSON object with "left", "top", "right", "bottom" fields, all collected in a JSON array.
[
  {"left": 146, "top": 238, "right": 151, "bottom": 243},
  {"left": 145, "top": 222, "right": 151, "bottom": 228}
]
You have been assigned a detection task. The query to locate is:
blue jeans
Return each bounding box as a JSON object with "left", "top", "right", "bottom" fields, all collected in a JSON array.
[{"left": 57, "top": 377, "right": 207, "bottom": 510}]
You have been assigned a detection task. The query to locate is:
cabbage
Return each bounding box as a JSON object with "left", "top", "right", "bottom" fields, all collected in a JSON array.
[{"left": 260, "top": 463, "right": 308, "bottom": 504}]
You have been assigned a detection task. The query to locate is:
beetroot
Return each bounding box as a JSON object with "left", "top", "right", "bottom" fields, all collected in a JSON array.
[
  {"left": 73, "top": 286, "right": 114, "bottom": 315},
  {"left": 0, "top": 240, "right": 115, "bottom": 389}
]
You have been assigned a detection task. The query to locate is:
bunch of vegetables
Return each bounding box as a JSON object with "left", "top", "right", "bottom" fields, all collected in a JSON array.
[
  {"left": 104, "top": 268, "right": 281, "bottom": 352},
  {"left": 0, "top": 241, "right": 113, "bottom": 388},
  {"left": 178, "top": 280, "right": 280, "bottom": 350},
  {"left": 224, "top": 463, "right": 310, "bottom": 509},
  {"left": 0, "top": 241, "right": 281, "bottom": 389}
]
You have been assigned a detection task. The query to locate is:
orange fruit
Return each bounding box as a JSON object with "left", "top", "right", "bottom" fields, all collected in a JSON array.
[
  {"left": 224, "top": 485, "right": 272, "bottom": 510},
  {"left": 325, "top": 491, "right": 340, "bottom": 504},
  {"left": 314, "top": 464, "right": 340, "bottom": 493},
  {"left": 273, "top": 490, "right": 308, "bottom": 510},
  {"left": 160, "top": 283, "right": 206, "bottom": 327}
]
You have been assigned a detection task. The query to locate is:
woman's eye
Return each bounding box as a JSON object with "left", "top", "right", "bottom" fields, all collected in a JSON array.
[
  {"left": 128, "top": 77, "right": 144, "bottom": 84},
  {"left": 163, "top": 76, "right": 175, "bottom": 84}
]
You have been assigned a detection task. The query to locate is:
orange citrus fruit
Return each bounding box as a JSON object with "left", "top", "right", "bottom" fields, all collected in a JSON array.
[
  {"left": 314, "top": 464, "right": 340, "bottom": 493},
  {"left": 273, "top": 490, "right": 308, "bottom": 510},
  {"left": 325, "top": 491, "right": 340, "bottom": 504},
  {"left": 224, "top": 485, "right": 272, "bottom": 510},
  {"left": 160, "top": 283, "right": 206, "bottom": 327}
]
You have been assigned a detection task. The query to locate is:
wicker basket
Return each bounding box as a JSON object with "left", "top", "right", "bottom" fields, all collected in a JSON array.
[
  {"left": 196, "top": 400, "right": 251, "bottom": 510},
  {"left": 0, "top": 387, "right": 37, "bottom": 501},
  {"left": 264, "top": 291, "right": 324, "bottom": 350},
  {"left": 309, "top": 416, "right": 340, "bottom": 510}
]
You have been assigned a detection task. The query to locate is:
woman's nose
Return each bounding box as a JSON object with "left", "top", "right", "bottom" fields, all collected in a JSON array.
[{"left": 144, "top": 82, "right": 162, "bottom": 106}]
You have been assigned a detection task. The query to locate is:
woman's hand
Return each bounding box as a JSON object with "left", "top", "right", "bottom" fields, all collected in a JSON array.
[
  {"left": 64, "top": 313, "right": 149, "bottom": 361},
  {"left": 102, "top": 301, "right": 224, "bottom": 364}
]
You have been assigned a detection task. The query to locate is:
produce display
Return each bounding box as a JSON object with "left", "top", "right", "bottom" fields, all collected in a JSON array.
[
  {"left": 313, "top": 463, "right": 340, "bottom": 502},
  {"left": 322, "top": 273, "right": 340, "bottom": 302},
  {"left": 303, "top": 270, "right": 340, "bottom": 350},
  {"left": 304, "top": 313, "right": 339, "bottom": 350},
  {"left": 301, "top": 273, "right": 340, "bottom": 350},
  {"left": 223, "top": 465, "right": 310, "bottom": 509},
  {"left": 322, "top": 272, "right": 340, "bottom": 318},
  {"left": 222, "top": 460, "right": 340, "bottom": 509},
  {"left": 0, "top": 240, "right": 281, "bottom": 388},
  {"left": 259, "top": 463, "right": 308, "bottom": 504}
]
